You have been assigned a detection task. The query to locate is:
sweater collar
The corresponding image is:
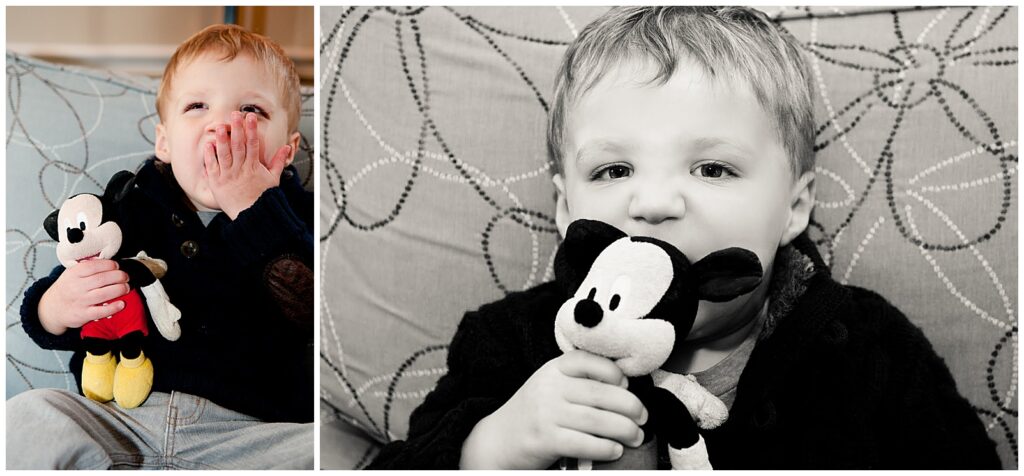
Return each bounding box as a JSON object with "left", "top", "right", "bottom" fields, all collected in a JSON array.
[
  {"left": 131, "top": 157, "right": 197, "bottom": 216},
  {"left": 759, "top": 233, "right": 826, "bottom": 341}
]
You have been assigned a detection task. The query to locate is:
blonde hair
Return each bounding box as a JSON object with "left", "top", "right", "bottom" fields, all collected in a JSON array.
[
  {"left": 548, "top": 6, "right": 815, "bottom": 176},
  {"left": 156, "top": 24, "right": 302, "bottom": 132}
]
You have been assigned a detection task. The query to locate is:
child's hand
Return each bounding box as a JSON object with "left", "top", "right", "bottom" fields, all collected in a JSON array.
[
  {"left": 460, "top": 350, "right": 648, "bottom": 469},
  {"left": 37, "top": 259, "right": 129, "bottom": 336},
  {"left": 204, "top": 111, "right": 292, "bottom": 220}
]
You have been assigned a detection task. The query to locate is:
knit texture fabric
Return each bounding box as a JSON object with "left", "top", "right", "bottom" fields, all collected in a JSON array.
[
  {"left": 20, "top": 158, "right": 313, "bottom": 423},
  {"left": 369, "top": 234, "right": 1000, "bottom": 469}
]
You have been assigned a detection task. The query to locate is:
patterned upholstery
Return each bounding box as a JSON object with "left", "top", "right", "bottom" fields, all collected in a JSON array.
[
  {"left": 5, "top": 52, "right": 315, "bottom": 397},
  {"left": 321, "top": 6, "right": 1017, "bottom": 469}
]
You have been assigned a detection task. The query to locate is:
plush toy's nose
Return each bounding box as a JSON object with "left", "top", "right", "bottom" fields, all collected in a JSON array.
[
  {"left": 574, "top": 299, "right": 603, "bottom": 328},
  {"left": 66, "top": 227, "right": 84, "bottom": 244}
]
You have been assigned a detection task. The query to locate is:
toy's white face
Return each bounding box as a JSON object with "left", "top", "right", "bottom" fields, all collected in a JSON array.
[
  {"left": 554, "top": 57, "right": 814, "bottom": 343},
  {"left": 554, "top": 238, "right": 677, "bottom": 376},
  {"left": 55, "top": 194, "right": 122, "bottom": 268},
  {"left": 155, "top": 52, "right": 300, "bottom": 212}
]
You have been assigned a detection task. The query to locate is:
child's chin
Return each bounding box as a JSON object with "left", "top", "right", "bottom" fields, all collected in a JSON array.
[{"left": 186, "top": 194, "right": 219, "bottom": 213}]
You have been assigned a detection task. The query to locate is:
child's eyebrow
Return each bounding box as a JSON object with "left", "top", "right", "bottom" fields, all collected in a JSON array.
[
  {"left": 240, "top": 91, "right": 275, "bottom": 105},
  {"left": 575, "top": 140, "right": 631, "bottom": 164},
  {"left": 688, "top": 137, "right": 753, "bottom": 157}
]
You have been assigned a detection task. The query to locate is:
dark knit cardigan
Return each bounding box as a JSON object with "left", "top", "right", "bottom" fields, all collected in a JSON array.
[
  {"left": 20, "top": 158, "right": 313, "bottom": 423},
  {"left": 369, "top": 234, "right": 1000, "bottom": 469}
]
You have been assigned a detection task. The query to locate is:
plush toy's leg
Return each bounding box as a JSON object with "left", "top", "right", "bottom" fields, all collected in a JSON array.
[
  {"left": 112, "top": 332, "right": 153, "bottom": 409},
  {"left": 81, "top": 338, "right": 116, "bottom": 403}
]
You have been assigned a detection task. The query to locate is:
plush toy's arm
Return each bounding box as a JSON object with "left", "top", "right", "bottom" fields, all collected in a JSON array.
[
  {"left": 630, "top": 376, "right": 713, "bottom": 470},
  {"left": 118, "top": 257, "right": 160, "bottom": 289},
  {"left": 130, "top": 251, "right": 181, "bottom": 341},
  {"left": 630, "top": 379, "right": 700, "bottom": 450}
]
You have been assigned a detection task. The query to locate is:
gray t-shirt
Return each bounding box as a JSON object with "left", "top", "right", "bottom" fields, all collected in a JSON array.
[
  {"left": 197, "top": 210, "right": 218, "bottom": 227},
  {"left": 690, "top": 309, "right": 765, "bottom": 409}
]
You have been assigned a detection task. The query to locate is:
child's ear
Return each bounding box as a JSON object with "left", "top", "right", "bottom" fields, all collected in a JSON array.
[
  {"left": 154, "top": 123, "right": 170, "bottom": 163},
  {"left": 782, "top": 170, "right": 816, "bottom": 246},
  {"left": 285, "top": 131, "right": 302, "bottom": 167},
  {"left": 692, "top": 248, "right": 763, "bottom": 302},
  {"left": 553, "top": 173, "right": 570, "bottom": 239}
]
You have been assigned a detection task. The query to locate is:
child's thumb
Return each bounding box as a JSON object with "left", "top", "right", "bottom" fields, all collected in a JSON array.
[{"left": 268, "top": 144, "right": 292, "bottom": 177}]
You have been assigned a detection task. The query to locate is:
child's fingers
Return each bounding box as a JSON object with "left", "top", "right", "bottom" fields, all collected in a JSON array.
[
  {"left": 245, "top": 113, "right": 261, "bottom": 167},
  {"left": 87, "top": 282, "right": 131, "bottom": 305},
  {"left": 267, "top": 144, "right": 292, "bottom": 178},
  {"left": 90, "top": 269, "right": 129, "bottom": 287},
  {"left": 564, "top": 379, "right": 647, "bottom": 425},
  {"left": 558, "top": 404, "right": 645, "bottom": 448},
  {"left": 73, "top": 258, "right": 119, "bottom": 277},
  {"left": 215, "top": 124, "right": 232, "bottom": 169},
  {"left": 553, "top": 428, "right": 624, "bottom": 462},
  {"left": 85, "top": 300, "right": 127, "bottom": 322},
  {"left": 204, "top": 141, "right": 219, "bottom": 177},
  {"left": 230, "top": 112, "right": 246, "bottom": 165},
  {"left": 557, "top": 350, "right": 627, "bottom": 387}
]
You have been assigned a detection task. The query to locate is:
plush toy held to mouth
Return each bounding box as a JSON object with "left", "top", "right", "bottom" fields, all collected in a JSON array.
[
  {"left": 44, "top": 171, "right": 182, "bottom": 409},
  {"left": 553, "top": 219, "right": 764, "bottom": 470}
]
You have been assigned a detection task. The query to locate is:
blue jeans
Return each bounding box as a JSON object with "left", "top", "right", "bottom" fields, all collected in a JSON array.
[{"left": 6, "top": 388, "right": 313, "bottom": 469}]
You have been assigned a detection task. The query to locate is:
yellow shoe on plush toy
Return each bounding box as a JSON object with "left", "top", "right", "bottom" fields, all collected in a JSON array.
[
  {"left": 112, "top": 352, "right": 153, "bottom": 409},
  {"left": 82, "top": 351, "right": 116, "bottom": 402}
]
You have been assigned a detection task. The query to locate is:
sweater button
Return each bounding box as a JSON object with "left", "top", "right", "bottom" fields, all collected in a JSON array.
[
  {"left": 180, "top": 240, "right": 199, "bottom": 258},
  {"left": 171, "top": 214, "right": 186, "bottom": 228}
]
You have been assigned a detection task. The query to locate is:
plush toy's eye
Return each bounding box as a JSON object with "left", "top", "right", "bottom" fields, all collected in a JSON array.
[
  {"left": 587, "top": 288, "right": 597, "bottom": 301},
  {"left": 609, "top": 274, "right": 632, "bottom": 315},
  {"left": 75, "top": 212, "right": 89, "bottom": 231}
]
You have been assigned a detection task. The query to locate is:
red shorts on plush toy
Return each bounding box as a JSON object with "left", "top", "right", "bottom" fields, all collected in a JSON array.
[{"left": 80, "top": 289, "right": 150, "bottom": 340}]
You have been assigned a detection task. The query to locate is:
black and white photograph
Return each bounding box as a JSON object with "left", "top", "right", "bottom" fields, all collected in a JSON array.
[{"left": 319, "top": 5, "right": 1016, "bottom": 470}]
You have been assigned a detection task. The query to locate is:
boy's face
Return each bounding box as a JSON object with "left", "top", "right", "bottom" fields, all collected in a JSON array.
[
  {"left": 553, "top": 58, "right": 815, "bottom": 341},
  {"left": 155, "top": 52, "right": 300, "bottom": 211}
]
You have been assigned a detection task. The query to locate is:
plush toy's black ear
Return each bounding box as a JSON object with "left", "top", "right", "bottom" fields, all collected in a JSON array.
[
  {"left": 692, "top": 248, "right": 763, "bottom": 302},
  {"left": 102, "top": 170, "right": 135, "bottom": 205},
  {"left": 554, "top": 219, "right": 628, "bottom": 294},
  {"left": 43, "top": 209, "right": 60, "bottom": 241}
]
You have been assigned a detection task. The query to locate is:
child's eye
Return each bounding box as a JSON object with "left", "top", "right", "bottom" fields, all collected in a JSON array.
[
  {"left": 694, "top": 162, "right": 737, "bottom": 179},
  {"left": 591, "top": 164, "right": 633, "bottom": 181},
  {"left": 184, "top": 102, "right": 206, "bottom": 113},
  {"left": 240, "top": 104, "right": 269, "bottom": 118}
]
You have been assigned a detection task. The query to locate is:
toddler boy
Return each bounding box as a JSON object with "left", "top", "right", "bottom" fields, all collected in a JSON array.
[
  {"left": 370, "top": 7, "right": 999, "bottom": 469},
  {"left": 9, "top": 24, "right": 313, "bottom": 470}
]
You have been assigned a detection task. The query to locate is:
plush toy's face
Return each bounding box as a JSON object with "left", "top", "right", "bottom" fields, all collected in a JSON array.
[
  {"left": 554, "top": 219, "right": 764, "bottom": 377},
  {"left": 48, "top": 194, "right": 122, "bottom": 268},
  {"left": 555, "top": 238, "right": 680, "bottom": 376}
]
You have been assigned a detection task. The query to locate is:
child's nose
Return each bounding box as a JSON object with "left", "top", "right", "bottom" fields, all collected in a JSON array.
[
  {"left": 205, "top": 121, "right": 231, "bottom": 137},
  {"left": 205, "top": 112, "right": 243, "bottom": 136},
  {"left": 628, "top": 181, "right": 685, "bottom": 225}
]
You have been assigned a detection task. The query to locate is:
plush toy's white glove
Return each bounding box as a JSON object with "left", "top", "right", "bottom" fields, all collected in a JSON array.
[
  {"left": 651, "top": 370, "right": 729, "bottom": 430},
  {"left": 135, "top": 252, "right": 181, "bottom": 341},
  {"left": 141, "top": 280, "right": 181, "bottom": 341},
  {"left": 667, "top": 434, "right": 713, "bottom": 470}
]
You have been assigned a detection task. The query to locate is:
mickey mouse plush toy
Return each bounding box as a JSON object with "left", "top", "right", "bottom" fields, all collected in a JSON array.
[
  {"left": 45, "top": 173, "right": 181, "bottom": 409},
  {"left": 554, "top": 219, "right": 763, "bottom": 470}
]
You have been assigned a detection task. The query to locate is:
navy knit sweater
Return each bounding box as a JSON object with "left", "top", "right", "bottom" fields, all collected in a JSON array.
[
  {"left": 369, "top": 234, "right": 1000, "bottom": 469},
  {"left": 21, "top": 158, "right": 313, "bottom": 423}
]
